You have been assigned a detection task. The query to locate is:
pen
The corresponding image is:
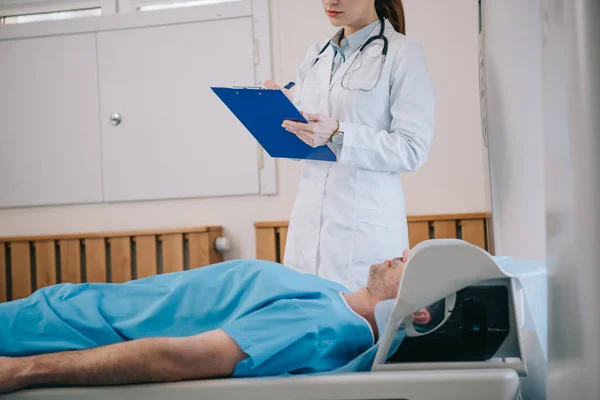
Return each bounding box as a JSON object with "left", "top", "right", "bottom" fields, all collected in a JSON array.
[{"left": 283, "top": 81, "right": 296, "bottom": 90}]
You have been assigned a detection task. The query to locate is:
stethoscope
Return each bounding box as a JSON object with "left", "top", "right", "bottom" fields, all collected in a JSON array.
[{"left": 312, "top": 17, "right": 389, "bottom": 92}]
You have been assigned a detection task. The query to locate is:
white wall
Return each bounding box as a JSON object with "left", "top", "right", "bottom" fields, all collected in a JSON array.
[
  {"left": 480, "top": 0, "right": 546, "bottom": 259},
  {"left": 0, "top": 0, "right": 489, "bottom": 260},
  {"left": 399, "top": 0, "right": 490, "bottom": 215}
]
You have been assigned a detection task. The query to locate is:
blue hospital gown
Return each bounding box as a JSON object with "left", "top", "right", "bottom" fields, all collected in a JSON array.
[{"left": 0, "top": 260, "right": 375, "bottom": 377}]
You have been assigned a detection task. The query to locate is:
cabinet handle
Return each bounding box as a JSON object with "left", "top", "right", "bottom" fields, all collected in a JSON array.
[{"left": 110, "top": 113, "right": 122, "bottom": 126}]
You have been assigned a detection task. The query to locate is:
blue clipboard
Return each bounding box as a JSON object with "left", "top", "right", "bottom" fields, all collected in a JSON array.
[{"left": 211, "top": 87, "right": 336, "bottom": 161}]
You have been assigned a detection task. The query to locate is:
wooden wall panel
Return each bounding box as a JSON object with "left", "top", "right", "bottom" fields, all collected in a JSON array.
[
  {"left": 11, "top": 242, "right": 32, "bottom": 300},
  {"left": 408, "top": 221, "right": 430, "bottom": 249},
  {"left": 188, "top": 232, "right": 210, "bottom": 269},
  {"left": 85, "top": 238, "right": 107, "bottom": 283},
  {"left": 59, "top": 239, "right": 81, "bottom": 284},
  {"left": 433, "top": 221, "right": 457, "bottom": 239},
  {"left": 486, "top": 215, "right": 495, "bottom": 255},
  {"left": 161, "top": 234, "right": 184, "bottom": 274},
  {"left": 135, "top": 236, "right": 157, "bottom": 279},
  {"left": 278, "top": 227, "right": 288, "bottom": 263},
  {"left": 255, "top": 215, "right": 491, "bottom": 263},
  {"left": 34, "top": 240, "right": 56, "bottom": 289},
  {"left": 0, "top": 244, "right": 6, "bottom": 302},
  {"left": 0, "top": 226, "right": 223, "bottom": 302},
  {"left": 461, "top": 219, "right": 487, "bottom": 249},
  {"left": 110, "top": 237, "right": 131, "bottom": 283},
  {"left": 256, "top": 227, "right": 277, "bottom": 262}
]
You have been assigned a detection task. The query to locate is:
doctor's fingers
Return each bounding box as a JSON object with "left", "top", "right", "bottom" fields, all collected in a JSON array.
[
  {"left": 300, "top": 111, "right": 322, "bottom": 122},
  {"left": 293, "top": 131, "right": 318, "bottom": 148},
  {"left": 263, "top": 80, "right": 280, "bottom": 89},
  {"left": 264, "top": 80, "right": 290, "bottom": 100},
  {"left": 283, "top": 120, "right": 315, "bottom": 133}
]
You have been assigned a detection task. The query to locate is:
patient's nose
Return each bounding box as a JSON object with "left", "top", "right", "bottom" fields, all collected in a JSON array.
[{"left": 391, "top": 257, "right": 404, "bottom": 267}]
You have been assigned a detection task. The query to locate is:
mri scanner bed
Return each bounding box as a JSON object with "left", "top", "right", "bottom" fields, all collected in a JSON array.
[
  {"left": 5, "top": 369, "right": 520, "bottom": 400},
  {"left": 2, "top": 240, "right": 547, "bottom": 400}
]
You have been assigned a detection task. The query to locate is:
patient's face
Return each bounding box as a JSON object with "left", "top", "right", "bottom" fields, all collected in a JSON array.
[{"left": 367, "top": 249, "right": 412, "bottom": 300}]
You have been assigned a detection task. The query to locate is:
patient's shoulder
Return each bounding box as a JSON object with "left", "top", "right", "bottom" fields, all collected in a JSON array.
[{"left": 298, "top": 294, "right": 374, "bottom": 372}]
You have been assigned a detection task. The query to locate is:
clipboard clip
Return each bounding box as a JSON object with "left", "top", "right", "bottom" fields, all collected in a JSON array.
[{"left": 231, "top": 82, "right": 296, "bottom": 90}]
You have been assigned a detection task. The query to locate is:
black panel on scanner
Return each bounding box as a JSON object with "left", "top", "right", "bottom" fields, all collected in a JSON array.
[{"left": 388, "top": 286, "right": 509, "bottom": 363}]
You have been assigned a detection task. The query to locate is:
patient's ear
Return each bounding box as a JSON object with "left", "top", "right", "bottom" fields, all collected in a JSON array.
[{"left": 412, "top": 309, "right": 431, "bottom": 325}]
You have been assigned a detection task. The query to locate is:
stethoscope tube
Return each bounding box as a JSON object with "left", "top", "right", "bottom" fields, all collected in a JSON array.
[{"left": 312, "top": 17, "right": 388, "bottom": 67}]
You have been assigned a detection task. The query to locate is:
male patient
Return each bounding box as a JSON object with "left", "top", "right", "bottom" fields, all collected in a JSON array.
[{"left": 0, "top": 250, "right": 412, "bottom": 394}]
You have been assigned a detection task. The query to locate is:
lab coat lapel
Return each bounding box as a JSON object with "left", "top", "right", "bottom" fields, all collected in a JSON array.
[{"left": 310, "top": 47, "right": 334, "bottom": 115}]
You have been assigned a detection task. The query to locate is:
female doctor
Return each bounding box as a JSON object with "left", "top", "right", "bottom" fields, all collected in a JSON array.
[{"left": 265, "top": 0, "right": 435, "bottom": 291}]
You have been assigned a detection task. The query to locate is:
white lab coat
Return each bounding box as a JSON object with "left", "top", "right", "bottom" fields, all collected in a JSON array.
[{"left": 283, "top": 19, "right": 436, "bottom": 291}]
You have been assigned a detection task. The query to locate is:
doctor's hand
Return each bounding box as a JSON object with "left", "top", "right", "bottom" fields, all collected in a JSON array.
[
  {"left": 263, "top": 80, "right": 293, "bottom": 102},
  {"left": 282, "top": 113, "right": 339, "bottom": 148}
]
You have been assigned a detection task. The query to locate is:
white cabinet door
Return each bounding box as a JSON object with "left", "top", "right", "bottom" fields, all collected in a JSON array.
[
  {"left": 97, "top": 17, "right": 260, "bottom": 202},
  {"left": 0, "top": 33, "right": 103, "bottom": 208}
]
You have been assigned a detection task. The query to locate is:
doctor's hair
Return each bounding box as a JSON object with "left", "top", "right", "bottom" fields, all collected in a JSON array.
[{"left": 375, "top": 0, "right": 406, "bottom": 35}]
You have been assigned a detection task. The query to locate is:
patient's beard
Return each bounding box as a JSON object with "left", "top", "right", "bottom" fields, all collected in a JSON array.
[{"left": 366, "top": 265, "right": 387, "bottom": 300}]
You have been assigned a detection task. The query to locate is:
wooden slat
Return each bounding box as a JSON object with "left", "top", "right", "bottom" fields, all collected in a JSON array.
[
  {"left": 433, "top": 220, "right": 458, "bottom": 239},
  {"left": 188, "top": 232, "right": 210, "bottom": 269},
  {"left": 253, "top": 215, "right": 491, "bottom": 228},
  {"left": 254, "top": 215, "right": 486, "bottom": 234},
  {"left": 278, "top": 227, "right": 288, "bottom": 262},
  {"left": 256, "top": 227, "right": 277, "bottom": 262},
  {"left": 0, "top": 226, "right": 213, "bottom": 244},
  {"left": 135, "top": 236, "right": 157, "bottom": 279},
  {"left": 161, "top": 234, "right": 184, "bottom": 274},
  {"left": 407, "top": 213, "right": 489, "bottom": 222},
  {"left": 486, "top": 215, "right": 495, "bottom": 255},
  {"left": 10, "top": 242, "right": 32, "bottom": 300},
  {"left": 110, "top": 237, "right": 131, "bottom": 283},
  {"left": 208, "top": 228, "right": 223, "bottom": 264},
  {"left": 254, "top": 221, "right": 290, "bottom": 229},
  {"left": 34, "top": 240, "right": 56, "bottom": 290},
  {"left": 0, "top": 244, "right": 6, "bottom": 302},
  {"left": 253, "top": 215, "right": 495, "bottom": 257},
  {"left": 408, "top": 221, "right": 430, "bottom": 249},
  {"left": 461, "top": 219, "right": 487, "bottom": 249},
  {"left": 84, "top": 238, "right": 106, "bottom": 283},
  {"left": 59, "top": 239, "right": 81, "bottom": 284}
]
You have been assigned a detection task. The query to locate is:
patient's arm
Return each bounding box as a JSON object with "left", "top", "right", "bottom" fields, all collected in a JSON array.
[{"left": 0, "top": 329, "right": 246, "bottom": 394}]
